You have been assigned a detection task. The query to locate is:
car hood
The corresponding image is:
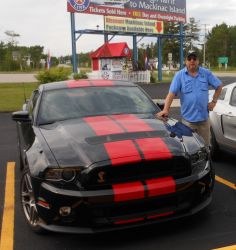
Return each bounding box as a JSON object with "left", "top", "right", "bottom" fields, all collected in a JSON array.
[{"left": 39, "top": 114, "right": 201, "bottom": 168}]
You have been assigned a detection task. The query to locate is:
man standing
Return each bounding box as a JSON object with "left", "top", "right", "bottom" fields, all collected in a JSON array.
[{"left": 157, "top": 51, "right": 223, "bottom": 146}]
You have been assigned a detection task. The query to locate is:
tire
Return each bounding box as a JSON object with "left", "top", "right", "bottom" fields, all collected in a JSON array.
[
  {"left": 20, "top": 169, "right": 45, "bottom": 233},
  {"left": 210, "top": 128, "right": 220, "bottom": 161},
  {"left": 17, "top": 138, "right": 24, "bottom": 171},
  {"left": 210, "top": 159, "right": 215, "bottom": 190}
]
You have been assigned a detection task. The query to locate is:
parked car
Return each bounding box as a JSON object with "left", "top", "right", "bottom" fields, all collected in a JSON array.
[
  {"left": 12, "top": 79, "right": 214, "bottom": 234},
  {"left": 209, "top": 82, "right": 236, "bottom": 159}
]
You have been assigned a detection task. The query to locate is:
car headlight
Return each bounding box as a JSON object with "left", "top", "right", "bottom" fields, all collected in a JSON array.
[
  {"left": 44, "top": 168, "right": 82, "bottom": 182},
  {"left": 190, "top": 147, "right": 209, "bottom": 165}
]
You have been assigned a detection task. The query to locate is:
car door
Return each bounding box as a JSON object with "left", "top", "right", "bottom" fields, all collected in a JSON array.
[
  {"left": 209, "top": 88, "right": 227, "bottom": 142},
  {"left": 18, "top": 90, "right": 40, "bottom": 159},
  {"left": 221, "top": 86, "right": 236, "bottom": 150}
]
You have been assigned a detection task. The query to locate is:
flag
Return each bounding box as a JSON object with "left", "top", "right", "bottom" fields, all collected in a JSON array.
[
  {"left": 144, "top": 49, "right": 149, "bottom": 70},
  {"left": 46, "top": 51, "right": 51, "bottom": 70}
]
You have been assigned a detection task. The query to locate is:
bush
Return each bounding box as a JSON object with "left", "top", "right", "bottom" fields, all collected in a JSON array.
[
  {"left": 36, "top": 67, "right": 71, "bottom": 84},
  {"left": 73, "top": 71, "right": 88, "bottom": 80},
  {"left": 150, "top": 74, "right": 156, "bottom": 83}
]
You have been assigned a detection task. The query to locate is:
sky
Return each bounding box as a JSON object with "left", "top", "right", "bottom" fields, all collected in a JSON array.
[{"left": 0, "top": 0, "right": 236, "bottom": 57}]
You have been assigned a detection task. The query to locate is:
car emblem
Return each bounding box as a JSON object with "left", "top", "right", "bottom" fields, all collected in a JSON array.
[{"left": 97, "top": 171, "right": 106, "bottom": 183}]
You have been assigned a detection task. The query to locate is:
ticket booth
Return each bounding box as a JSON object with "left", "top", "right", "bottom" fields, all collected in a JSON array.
[{"left": 89, "top": 42, "right": 131, "bottom": 80}]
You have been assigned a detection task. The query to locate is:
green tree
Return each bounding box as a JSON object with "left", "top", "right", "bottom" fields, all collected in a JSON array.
[
  {"left": 0, "top": 42, "right": 7, "bottom": 71},
  {"left": 79, "top": 52, "right": 91, "bottom": 67},
  {"left": 162, "top": 22, "right": 180, "bottom": 65},
  {"left": 151, "top": 18, "right": 201, "bottom": 66},
  {"left": 228, "top": 26, "right": 236, "bottom": 66},
  {"left": 206, "top": 23, "right": 230, "bottom": 66},
  {"left": 29, "top": 46, "right": 44, "bottom": 69}
]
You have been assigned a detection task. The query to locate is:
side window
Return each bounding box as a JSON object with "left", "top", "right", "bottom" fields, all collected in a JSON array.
[
  {"left": 230, "top": 87, "right": 236, "bottom": 107},
  {"left": 218, "top": 88, "right": 227, "bottom": 101}
]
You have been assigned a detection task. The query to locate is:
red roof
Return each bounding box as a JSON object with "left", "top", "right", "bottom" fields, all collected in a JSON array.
[{"left": 90, "top": 42, "right": 131, "bottom": 59}]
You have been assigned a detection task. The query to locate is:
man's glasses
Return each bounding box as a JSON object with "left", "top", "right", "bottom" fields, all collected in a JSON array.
[{"left": 187, "top": 56, "right": 197, "bottom": 61}]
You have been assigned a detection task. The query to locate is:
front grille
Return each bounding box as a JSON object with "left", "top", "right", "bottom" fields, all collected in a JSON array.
[
  {"left": 91, "top": 192, "right": 193, "bottom": 218},
  {"left": 81, "top": 156, "right": 191, "bottom": 190},
  {"left": 47, "top": 175, "right": 211, "bottom": 228}
]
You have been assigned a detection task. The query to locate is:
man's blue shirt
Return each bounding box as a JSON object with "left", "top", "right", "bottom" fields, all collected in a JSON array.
[{"left": 169, "top": 67, "right": 221, "bottom": 122}]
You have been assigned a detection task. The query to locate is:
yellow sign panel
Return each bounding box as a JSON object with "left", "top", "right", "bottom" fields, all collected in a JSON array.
[{"left": 104, "top": 16, "right": 164, "bottom": 34}]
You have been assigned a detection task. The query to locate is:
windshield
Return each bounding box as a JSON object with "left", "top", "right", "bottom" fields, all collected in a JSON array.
[{"left": 38, "top": 86, "right": 158, "bottom": 125}]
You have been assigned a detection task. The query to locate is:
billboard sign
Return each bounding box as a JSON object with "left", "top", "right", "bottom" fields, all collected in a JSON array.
[
  {"left": 67, "top": 0, "right": 186, "bottom": 23},
  {"left": 105, "top": 16, "right": 164, "bottom": 34}
]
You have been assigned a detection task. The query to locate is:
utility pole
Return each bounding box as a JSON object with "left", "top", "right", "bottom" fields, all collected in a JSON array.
[
  {"left": 189, "top": 17, "right": 195, "bottom": 50},
  {"left": 202, "top": 24, "right": 210, "bottom": 67}
]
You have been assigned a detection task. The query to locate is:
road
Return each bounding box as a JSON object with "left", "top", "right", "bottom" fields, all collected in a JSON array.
[
  {"left": 0, "top": 73, "right": 37, "bottom": 83},
  {"left": 0, "top": 72, "right": 236, "bottom": 83},
  {"left": 140, "top": 75, "right": 236, "bottom": 99}
]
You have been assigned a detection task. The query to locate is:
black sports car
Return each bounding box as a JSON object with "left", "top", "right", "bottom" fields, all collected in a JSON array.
[{"left": 12, "top": 80, "right": 214, "bottom": 234}]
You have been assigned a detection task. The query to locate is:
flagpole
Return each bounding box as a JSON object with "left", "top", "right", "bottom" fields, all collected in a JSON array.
[{"left": 47, "top": 50, "right": 51, "bottom": 70}]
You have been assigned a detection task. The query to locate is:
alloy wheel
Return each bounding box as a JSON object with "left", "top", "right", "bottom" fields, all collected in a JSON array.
[{"left": 21, "top": 171, "right": 39, "bottom": 227}]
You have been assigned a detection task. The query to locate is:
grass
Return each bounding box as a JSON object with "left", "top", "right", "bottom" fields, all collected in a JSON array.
[
  {"left": 210, "top": 66, "right": 236, "bottom": 72},
  {"left": 152, "top": 71, "right": 175, "bottom": 83},
  {"left": 0, "top": 82, "right": 39, "bottom": 112}
]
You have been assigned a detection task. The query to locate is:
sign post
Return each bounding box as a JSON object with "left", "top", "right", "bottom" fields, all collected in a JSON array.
[
  {"left": 218, "top": 57, "right": 228, "bottom": 70},
  {"left": 67, "top": 0, "right": 187, "bottom": 80},
  {"left": 70, "top": 12, "right": 78, "bottom": 73}
]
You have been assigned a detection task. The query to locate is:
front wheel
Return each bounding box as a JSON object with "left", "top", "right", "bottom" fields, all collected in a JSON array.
[
  {"left": 17, "top": 138, "right": 24, "bottom": 170},
  {"left": 20, "top": 169, "right": 45, "bottom": 233}
]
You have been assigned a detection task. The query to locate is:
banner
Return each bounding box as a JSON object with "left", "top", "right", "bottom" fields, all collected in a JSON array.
[
  {"left": 67, "top": 0, "right": 186, "bottom": 23},
  {"left": 105, "top": 16, "right": 163, "bottom": 34}
]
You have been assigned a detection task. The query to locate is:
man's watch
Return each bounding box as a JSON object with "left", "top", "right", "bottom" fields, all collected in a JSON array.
[{"left": 212, "top": 99, "right": 217, "bottom": 104}]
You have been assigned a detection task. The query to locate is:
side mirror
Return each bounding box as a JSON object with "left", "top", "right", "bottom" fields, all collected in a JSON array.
[{"left": 12, "top": 111, "right": 31, "bottom": 122}]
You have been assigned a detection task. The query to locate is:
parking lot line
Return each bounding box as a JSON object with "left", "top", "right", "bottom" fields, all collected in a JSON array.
[
  {"left": 213, "top": 244, "right": 236, "bottom": 249},
  {"left": 215, "top": 175, "right": 236, "bottom": 190},
  {"left": 0, "top": 162, "right": 15, "bottom": 250}
]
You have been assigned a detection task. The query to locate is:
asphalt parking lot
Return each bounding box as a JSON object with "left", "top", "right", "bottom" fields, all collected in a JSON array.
[
  {"left": 0, "top": 75, "right": 236, "bottom": 249},
  {"left": 0, "top": 111, "right": 236, "bottom": 250}
]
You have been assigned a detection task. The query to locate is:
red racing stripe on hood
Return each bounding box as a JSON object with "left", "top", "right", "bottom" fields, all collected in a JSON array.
[
  {"left": 104, "top": 140, "right": 142, "bottom": 166},
  {"left": 145, "top": 177, "right": 176, "bottom": 197},
  {"left": 112, "top": 181, "right": 145, "bottom": 202},
  {"left": 111, "top": 114, "right": 154, "bottom": 132},
  {"left": 135, "top": 138, "right": 173, "bottom": 160},
  {"left": 67, "top": 80, "right": 91, "bottom": 88},
  {"left": 83, "top": 116, "right": 123, "bottom": 136}
]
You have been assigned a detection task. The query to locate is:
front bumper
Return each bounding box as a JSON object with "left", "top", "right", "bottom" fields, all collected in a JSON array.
[{"left": 35, "top": 161, "right": 214, "bottom": 234}]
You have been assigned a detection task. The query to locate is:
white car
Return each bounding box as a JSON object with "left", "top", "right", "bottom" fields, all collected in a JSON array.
[{"left": 209, "top": 82, "right": 236, "bottom": 159}]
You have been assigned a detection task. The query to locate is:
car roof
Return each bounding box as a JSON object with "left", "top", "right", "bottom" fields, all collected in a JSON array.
[
  {"left": 223, "top": 82, "right": 236, "bottom": 90},
  {"left": 39, "top": 80, "right": 137, "bottom": 92}
]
